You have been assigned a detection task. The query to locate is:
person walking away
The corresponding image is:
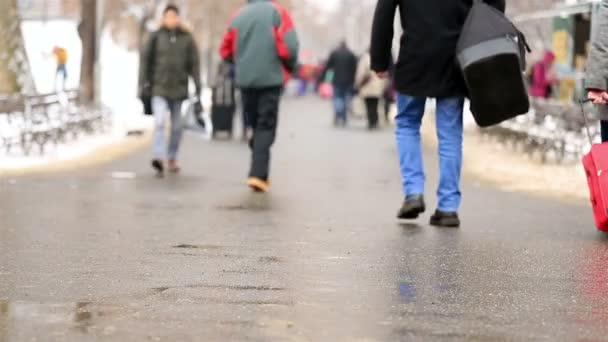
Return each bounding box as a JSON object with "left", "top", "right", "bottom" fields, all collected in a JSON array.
[
  {"left": 371, "top": 0, "right": 506, "bottom": 227},
  {"left": 586, "top": 0, "right": 608, "bottom": 142},
  {"left": 356, "top": 51, "right": 387, "bottom": 129},
  {"left": 139, "top": 5, "right": 202, "bottom": 177},
  {"left": 52, "top": 46, "right": 68, "bottom": 91},
  {"left": 220, "top": 0, "right": 299, "bottom": 193},
  {"left": 529, "top": 51, "right": 556, "bottom": 99},
  {"left": 322, "top": 41, "right": 358, "bottom": 126}
]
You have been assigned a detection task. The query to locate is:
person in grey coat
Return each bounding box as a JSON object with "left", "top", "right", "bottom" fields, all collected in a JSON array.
[{"left": 586, "top": 0, "right": 608, "bottom": 142}]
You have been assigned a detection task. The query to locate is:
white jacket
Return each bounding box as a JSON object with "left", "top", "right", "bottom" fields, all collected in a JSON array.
[{"left": 356, "top": 53, "right": 387, "bottom": 98}]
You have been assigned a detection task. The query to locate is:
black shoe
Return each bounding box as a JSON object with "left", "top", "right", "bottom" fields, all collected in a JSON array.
[
  {"left": 397, "top": 195, "right": 426, "bottom": 219},
  {"left": 430, "top": 210, "right": 460, "bottom": 228},
  {"left": 151, "top": 159, "right": 164, "bottom": 178}
]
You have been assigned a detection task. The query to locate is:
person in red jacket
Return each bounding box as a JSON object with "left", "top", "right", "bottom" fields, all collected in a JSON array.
[{"left": 220, "top": 0, "right": 299, "bottom": 193}]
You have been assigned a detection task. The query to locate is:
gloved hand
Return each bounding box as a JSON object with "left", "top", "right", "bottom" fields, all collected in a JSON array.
[
  {"left": 192, "top": 97, "right": 205, "bottom": 129},
  {"left": 140, "top": 82, "right": 152, "bottom": 99}
]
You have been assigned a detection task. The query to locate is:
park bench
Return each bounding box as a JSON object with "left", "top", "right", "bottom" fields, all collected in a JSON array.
[
  {"left": 0, "top": 95, "right": 27, "bottom": 154},
  {"left": 0, "top": 90, "right": 112, "bottom": 156},
  {"left": 478, "top": 98, "right": 596, "bottom": 164}
]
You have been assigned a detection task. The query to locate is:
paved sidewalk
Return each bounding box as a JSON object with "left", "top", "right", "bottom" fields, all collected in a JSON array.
[{"left": 0, "top": 97, "right": 605, "bottom": 341}]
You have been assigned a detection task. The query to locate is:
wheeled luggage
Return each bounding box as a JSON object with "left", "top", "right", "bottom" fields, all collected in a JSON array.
[
  {"left": 456, "top": 0, "right": 531, "bottom": 127},
  {"left": 581, "top": 101, "right": 608, "bottom": 232},
  {"left": 211, "top": 64, "right": 236, "bottom": 139}
]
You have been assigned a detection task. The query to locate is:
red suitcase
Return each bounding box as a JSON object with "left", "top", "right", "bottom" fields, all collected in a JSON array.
[
  {"left": 583, "top": 144, "right": 608, "bottom": 231},
  {"left": 581, "top": 101, "right": 608, "bottom": 231}
]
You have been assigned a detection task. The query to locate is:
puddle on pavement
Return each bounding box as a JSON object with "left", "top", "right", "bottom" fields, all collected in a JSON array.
[
  {"left": 0, "top": 300, "right": 119, "bottom": 336},
  {"left": 152, "top": 284, "right": 285, "bottom": 294},
  {"left": 259, "top": 256, "right": 283, "bottom": 263},
  {"left": 172, "top": 244, "right": 225, "bottom": 250}
]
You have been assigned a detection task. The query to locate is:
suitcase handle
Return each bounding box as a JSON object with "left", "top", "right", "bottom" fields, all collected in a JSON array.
[{"left": 579, "top": 99, "right": 594, "bottom": 146}]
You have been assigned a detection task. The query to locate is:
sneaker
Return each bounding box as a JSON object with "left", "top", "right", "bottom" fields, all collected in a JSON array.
[
  {"left": 430, "top": 210, "right": 461, "bottom": 228},
  {"left": 151, "top": 159, "right": 164, "bottom": 177},
  {"left": 397, "top": 195, "right": 426, "bottom": 219},
  {"left": 247, "top": 177, "right": 270, "bottom": 193}
]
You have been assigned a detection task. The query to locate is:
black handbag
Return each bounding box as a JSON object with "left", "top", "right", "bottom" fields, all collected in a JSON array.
[{"left": 456, "top": 0, "right": 531, "bottom": 127}]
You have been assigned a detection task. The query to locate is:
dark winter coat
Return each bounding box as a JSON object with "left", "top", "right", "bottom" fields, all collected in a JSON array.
[
  {"left": 323, "top": 46, "right": 358, "bottom": 90},
  {"left": 371, "top": 0, "right": 506, "bottom": 98},
  {"left": 139, "top": 26, "right": 202, "bottom": 101}
]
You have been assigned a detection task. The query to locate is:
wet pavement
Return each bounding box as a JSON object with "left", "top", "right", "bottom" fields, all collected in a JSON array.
[{"left": 1, "top": 97, "right": 607, "bottom": 341}]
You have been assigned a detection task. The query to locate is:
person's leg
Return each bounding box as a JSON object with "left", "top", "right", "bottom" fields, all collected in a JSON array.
[
  {"left": 395, "top": 94, "right": 427, "bottom": 198},
  {"left": 435, "top": 96, "right": 465, "bottom": 213},
  {"left": 152, "top": 96, "right": 170, "bottom": 175},
  {"left": 344, "top": 89, "right": 353, "bottom": 124},
  {"left": 332, "top": 87, "right": 346, "bottom": 125},
  {"left": 249, "top": 87, "right": 281, "bottom": 182},
  {"left": 601, "top": 120, "right": 608, "bottom": 143},
  {"left": 241, "top": 89, "right": 260, "bottom": 150},
  {"left": 370, "top": 97, "right": 380, "bottom": 129},
  {"left": 168, "top": 99, "right": 184, "bottom": 169},
  {"left": 61, "top": 65, "right": 67, "bottom": 90},
  {"left": 364, "top": 97, "right": 374, "bottom": 128}
]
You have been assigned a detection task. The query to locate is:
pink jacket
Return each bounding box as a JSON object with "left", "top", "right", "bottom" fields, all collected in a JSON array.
[{"left": 530, "top": 52, "right": 555, "bottom": 98}]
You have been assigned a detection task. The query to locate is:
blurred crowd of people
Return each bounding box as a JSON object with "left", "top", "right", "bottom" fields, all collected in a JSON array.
[{"left": 134, "top": 0, "right": 608, "bottom": 228}]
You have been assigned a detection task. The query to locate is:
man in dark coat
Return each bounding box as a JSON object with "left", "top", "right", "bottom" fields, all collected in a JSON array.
[
  {"left": 371, "top": 0, "right": 505, "bottom": 227},
  {"left": 322, "top": 41, "right": 358, "bottom": 126},
  {"left": 140, "top": 5, "right": 202, "bottom": 177}
]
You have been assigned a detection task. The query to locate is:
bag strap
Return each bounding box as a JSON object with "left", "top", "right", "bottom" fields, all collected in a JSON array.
[
  {"left": 146, "top": 31, "right": 159, "bottom": 87},
  {"left": 580, "top": 99, "right": 595, "bottom": 146}
]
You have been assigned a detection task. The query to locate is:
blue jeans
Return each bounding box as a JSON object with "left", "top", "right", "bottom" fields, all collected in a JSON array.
[
  {"left": 396, "top": 94, "right": 465, "bottom": 212},
  {"left": 153, "top": 96, "right": 183, "bottom": 161},
  {"left": 333, "top": 87, "right": 352, "bottom": 123}
]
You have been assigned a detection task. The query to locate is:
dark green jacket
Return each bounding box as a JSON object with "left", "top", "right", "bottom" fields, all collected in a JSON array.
[
  {"left": 220, "top": 0, "right": 299, "bottom": 88},
  {"left": 140, "top": 27, "right": 201, "bottom": 101}
]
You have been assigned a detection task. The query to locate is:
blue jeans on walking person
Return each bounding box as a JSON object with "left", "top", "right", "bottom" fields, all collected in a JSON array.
[
  {"left": 396, "top": 94, "right": 465, "bottom": 212},
  {"left": 153, "top": 96, "right": 184, "bottom": 161},
  {"left": 333, "top": 86, "right": 352, "bottom": 124}
]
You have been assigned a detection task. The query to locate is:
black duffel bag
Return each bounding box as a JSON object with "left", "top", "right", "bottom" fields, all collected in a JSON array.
[{"left": 456, "top": 0, "right": 531, "bottom": 127}]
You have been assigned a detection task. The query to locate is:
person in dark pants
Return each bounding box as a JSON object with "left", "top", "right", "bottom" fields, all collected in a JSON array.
[
  {"left": 220, "top": 0, "right": 299, "bottom": 192},
  {"left": 241, "top": 87, "right": 282, "bottom": 181},
  {"left": 356, "top": 51, "right": 386, "bottom": 129},
  {"left": 371, "top": 0, "right": 505, "bottom": 227},
  {"left": 322, "top": 41, "right": 358, "bottom": 126}
]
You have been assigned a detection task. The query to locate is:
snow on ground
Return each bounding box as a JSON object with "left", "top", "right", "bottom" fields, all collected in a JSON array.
[
  {"left": 0, "top": 20, "right": 154, "bottom": 171},
  {"left": 21, "top": 20, "right": 82, "bottom": 93}
]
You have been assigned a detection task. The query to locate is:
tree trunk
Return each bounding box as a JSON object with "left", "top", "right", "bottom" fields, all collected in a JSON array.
[
  {"left": 0, "top": 0, "right": 24, "bottom": 94},
  {"left": 79, "top": 0, "right": 97, "bottom": 104}
]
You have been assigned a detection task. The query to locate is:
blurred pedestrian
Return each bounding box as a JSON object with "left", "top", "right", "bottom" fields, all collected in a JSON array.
[
  {"left": 586, "top": 0, "right": 608, "bottom": 142},
  {"left": 220, "top": 0, "right": 299, "bottom": 192},
  {"left": 322, "top": 41, "right": 358, "bottom": 126},
  {"left": 371, "top": 0, "right": 505, "bottom": 227},
  {"left": 356, "top": 50, "right": 387, "bottom": 129},
  {"left": 529, "top": 51, "right": 556, "bottom": 99},
  {"left": 52, "top": 46, "right": 68, "bottom": 91},
  {"left": 139, "top": 4, "right": 202, "bottom": 177}
]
